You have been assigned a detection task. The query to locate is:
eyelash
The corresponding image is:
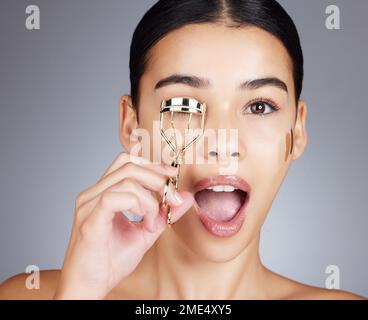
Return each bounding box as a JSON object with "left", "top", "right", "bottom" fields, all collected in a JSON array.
[{"left": 242, "top": 97, "right": 280, "bottom": 116}]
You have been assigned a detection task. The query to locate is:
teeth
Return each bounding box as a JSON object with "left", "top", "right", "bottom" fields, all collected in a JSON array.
[
  {"left": 206, "top": 185, "right": 236, "bottom": 192},
  {"left": 223, "top": 185, "right": 235, "bottom": 192}
]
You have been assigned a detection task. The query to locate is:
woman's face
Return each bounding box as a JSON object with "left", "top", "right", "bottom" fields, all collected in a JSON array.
[{"left": 120, "top": 23, "right": 307, "bottom": 262}]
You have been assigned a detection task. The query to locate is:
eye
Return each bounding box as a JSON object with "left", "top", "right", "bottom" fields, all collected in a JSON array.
[{"left": 242, "top": 99, "right": 279, "bottom": 116}]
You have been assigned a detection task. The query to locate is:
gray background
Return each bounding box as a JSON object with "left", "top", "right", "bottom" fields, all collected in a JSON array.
[{"left": 0, "top": 0, "right": 367, "bottom": 297}]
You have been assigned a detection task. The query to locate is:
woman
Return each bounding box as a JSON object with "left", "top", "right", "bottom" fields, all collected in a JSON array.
[{"left": 0, "top": 0, "right": 364, "bottom": 299}]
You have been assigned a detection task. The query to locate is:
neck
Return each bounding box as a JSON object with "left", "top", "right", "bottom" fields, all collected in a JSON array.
[{"left": 134, "top": 229, "right": 269, "bottom": 299}]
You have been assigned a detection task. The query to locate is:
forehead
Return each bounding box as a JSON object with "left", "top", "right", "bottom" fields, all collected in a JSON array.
[{"left": 144, "top": 23, "right": 293, "bottom": 92}]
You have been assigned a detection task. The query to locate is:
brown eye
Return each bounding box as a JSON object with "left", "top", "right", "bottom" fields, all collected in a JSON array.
[
  {"left": 251, "top": 102, "right": 266, "bottom": 114},
  {"left": 243, "top": 100, "right": 278, "bottom": 116}
]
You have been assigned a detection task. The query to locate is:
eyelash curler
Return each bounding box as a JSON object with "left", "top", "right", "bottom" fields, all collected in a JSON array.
[{"left": 159, "top": 97, "right": 206, "bottom": 226}]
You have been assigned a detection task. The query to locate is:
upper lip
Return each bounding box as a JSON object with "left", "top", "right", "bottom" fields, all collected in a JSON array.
[{"left": 193, "top": 175, "right": 251, "bottom": 194}]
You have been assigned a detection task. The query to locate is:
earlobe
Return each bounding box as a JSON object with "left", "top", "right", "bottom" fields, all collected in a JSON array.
[
  {"left": 292, "top": 100, "right": 308, "bottom": 161},
  {"left": 119, "top": 95, "right": 138, "bottom": 151}
]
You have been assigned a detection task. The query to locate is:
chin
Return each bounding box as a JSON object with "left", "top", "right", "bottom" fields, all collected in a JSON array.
[{"left": 173, "top": 208, "right": 256, "bottom": 263}]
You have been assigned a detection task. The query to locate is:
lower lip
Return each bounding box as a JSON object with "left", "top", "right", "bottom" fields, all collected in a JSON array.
[{"left": 193, "top": 193, "right": 250, "bottom": 237}]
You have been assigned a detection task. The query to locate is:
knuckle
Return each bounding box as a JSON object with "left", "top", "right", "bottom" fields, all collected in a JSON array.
[
  {"left": 121, "top": 161, "right": 135, "bottom": 172},
  {"left": 98, "top": 191, "right": 114, "bottom": 207},
  {"left": 75, "top": 192, "right": 85, "bottom": 209},
  {"left": 73, "top": 198, "right": 89, "bottom": 222},
  {"left": 118, "top": 151, "right": 129, "bottom": 162},
  {"left": 129, "top": 192, "right": 140, "bottom": 208},
  {"left": 119, "top": 178, "right": 137, "bottom": 190}
]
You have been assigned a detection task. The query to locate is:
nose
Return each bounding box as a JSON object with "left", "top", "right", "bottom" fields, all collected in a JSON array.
[
  {"left": 193, "top": 99, "right": 246, "bottom": 167},
  {"left": 209, "top": 150, "right": 240, "bottom": 159},
  {"left": 197, "top": 127, "right": 245, "bottom": 165},
  {"left": 207, "top": 147, "right": 242, "bottom": 166}
]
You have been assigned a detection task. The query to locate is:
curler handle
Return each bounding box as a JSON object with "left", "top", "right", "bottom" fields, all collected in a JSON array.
[{"left": 160, "top": 160, "right": 180, "bottom": 226}]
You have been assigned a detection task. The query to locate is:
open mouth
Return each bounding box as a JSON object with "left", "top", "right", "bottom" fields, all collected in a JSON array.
[
  {"left": 193, "top": 175, "right": 251, "bottom": 237},
  {"left": 194, "top": 186, "right": 248, "bottom": 222}
]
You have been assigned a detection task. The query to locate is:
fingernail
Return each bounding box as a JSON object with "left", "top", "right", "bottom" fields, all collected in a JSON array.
[{"left": 173, "top": 191, "right": 184, "bottom": 205}]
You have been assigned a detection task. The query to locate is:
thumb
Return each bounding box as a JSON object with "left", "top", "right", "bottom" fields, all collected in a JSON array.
[
  {"left": 141, "top": 192, "right": 194, "bottom": 247},
  {"left": 157, "top": 191, "right": 194, "bottom": 230},
  {"left": 166, "top": 191, "right": 194, "bottom": 223}
]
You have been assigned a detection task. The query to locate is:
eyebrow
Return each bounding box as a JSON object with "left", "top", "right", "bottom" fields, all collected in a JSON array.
[{"left": 154, "top": 74, "right": 288, "bottom": 94}]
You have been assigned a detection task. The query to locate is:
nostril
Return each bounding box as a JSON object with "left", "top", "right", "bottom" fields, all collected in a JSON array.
[{"left": 209, "top": 151, "right": 240, "bottom": 158}]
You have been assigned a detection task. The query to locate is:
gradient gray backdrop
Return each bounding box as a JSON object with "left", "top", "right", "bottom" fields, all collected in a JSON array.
[{"left": 0, "top": 0, "right": 367, "bottom": 297}]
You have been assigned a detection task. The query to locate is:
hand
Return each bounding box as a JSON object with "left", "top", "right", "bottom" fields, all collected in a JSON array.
[{"left": 53, "top": 152, "right": 194, "bottom": 299}]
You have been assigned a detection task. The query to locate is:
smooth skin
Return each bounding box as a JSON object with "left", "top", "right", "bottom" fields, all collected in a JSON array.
[{"left": 0, "top": 23, "right": 365, "bottom": 299}]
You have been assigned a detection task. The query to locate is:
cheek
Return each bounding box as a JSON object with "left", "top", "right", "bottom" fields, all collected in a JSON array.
[{"left": 247, "top": 131, "right": 285, "bottom": 176}]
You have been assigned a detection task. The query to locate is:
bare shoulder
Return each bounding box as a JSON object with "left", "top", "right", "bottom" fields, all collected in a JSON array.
[
  {"left": 292, "top": 286, "right": 366, "bottom": 300},
  {"left": 0, "top": 270, "right": 61, "bottom": 300},
  {"left": 266, "top": 269, "right": 366, "bottom": 300}
]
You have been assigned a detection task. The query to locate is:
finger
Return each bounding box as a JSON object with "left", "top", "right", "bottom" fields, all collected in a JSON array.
[
  {"left": 100, "top": 152, "right": 146, "bottom": 178},
  {"left": 109, "top": 178, "right": 159, "bottom": 233},
  {"left": 78, "top": 162, "right": 182, "bottom": 209},
  {"left": 88, "top": 191, "right": 144, "bottom": 231},
  {"left": 67, "top": 188, "right": 147, "bottom": 259},
  {"left": 99, "top": 152, "right": 177, "bottom": 181},
  {"left": 77, "top": 175, "right": 183, "bottom": 234},
  {"left": 105, "top": 177, "right": 184, "bottom": 232},
  {"left": 141, "top": 191, "right": 195, "bottom": 247},
  {"left": 157, "top": 191, "right": 194, "bottom": 226}
]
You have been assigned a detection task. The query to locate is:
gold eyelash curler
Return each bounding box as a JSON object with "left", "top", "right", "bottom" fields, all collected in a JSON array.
[{"left": 159, "top": 97, "right": 206, "bottom": 226}]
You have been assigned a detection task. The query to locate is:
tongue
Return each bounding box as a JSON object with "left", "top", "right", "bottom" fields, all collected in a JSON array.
[{"left": 194, "top": 189, "right": 245, "bottom": 222}]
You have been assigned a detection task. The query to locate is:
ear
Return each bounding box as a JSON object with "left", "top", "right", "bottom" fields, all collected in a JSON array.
[
  {"left": 119, "top": 95, "right": 138, "bottom": 151},
  {"left": 292, "top": 99, "right": 308, "bottom": 160}
]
